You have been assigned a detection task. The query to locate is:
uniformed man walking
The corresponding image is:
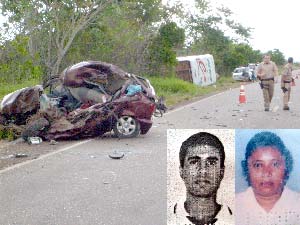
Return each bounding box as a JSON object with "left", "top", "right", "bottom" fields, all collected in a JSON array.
[
  {"left": 281, "top": 57, "right": 294, "bottom": 110},
  {"left": 256, "top": 55, "right": 279, "bottom": 111}
]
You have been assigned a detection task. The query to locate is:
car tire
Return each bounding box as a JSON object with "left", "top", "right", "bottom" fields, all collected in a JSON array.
[{"left": 113, "top": 115, "right": 140, "bottom": 138}]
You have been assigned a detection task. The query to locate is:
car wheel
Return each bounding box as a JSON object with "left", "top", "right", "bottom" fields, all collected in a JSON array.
[{"left": 113, "top": 116, "right": 140, "bottom": 138}]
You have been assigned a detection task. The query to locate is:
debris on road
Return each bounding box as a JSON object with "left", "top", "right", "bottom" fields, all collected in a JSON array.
[
  {"left": 272, "top": 105, "right": 279, "bottom": 112},
  {"left": 27, "top": 137, "right": 43, "bottom": 144},
  {"left": 199, "top": 116, "right": 210, "bottom": 119},
  {"left": 0, "top": 154, "right": 14, "bottom": 159},
  {"left": 109, "top": 151, "right": 125, "bottom": 159},
  {"left": 49, "top": 140, "right": 58, "bottom": 145},
  {"left": 15, "top": 153, "right": 29, "bottom": 158}
]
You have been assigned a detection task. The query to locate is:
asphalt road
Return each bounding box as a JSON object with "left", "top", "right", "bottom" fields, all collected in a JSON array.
[
  {"left": 1, "top": 74, "right": 300, "bottom": 225},
  {"left": 165, "top": 72, "right": 300, "bottom": 129}
]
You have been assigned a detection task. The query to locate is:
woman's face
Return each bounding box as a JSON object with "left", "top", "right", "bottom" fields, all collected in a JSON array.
[{"left": 248, "top": 146, "right": 286, "bottom": 197}]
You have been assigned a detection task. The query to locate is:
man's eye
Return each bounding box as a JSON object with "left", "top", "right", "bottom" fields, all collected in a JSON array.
[
  {"left": 273, "top": 161, "right": 281, "bottom": 168},
  {"left": 189, "top": 160, "right": 198, "bottom": 165},
  {"left": 207, "top": 160, "right": 217, "bottom": 166}
]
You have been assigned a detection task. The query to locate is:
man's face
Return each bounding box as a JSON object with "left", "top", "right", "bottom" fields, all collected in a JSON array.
[
  {"left": 248, "top": 146, "right": 286, "bottom": 197},
  {"left": 263, "top": 56, "right": 271, "bottom": 64},
  {"left": 180, "top": 145, "right": 224, "bottom": 197}
]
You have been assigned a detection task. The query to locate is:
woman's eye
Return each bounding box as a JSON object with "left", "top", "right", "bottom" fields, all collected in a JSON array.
[
  {"left": 253, "top": 162, "right": 262, "bottom": 168},
  {"left": 273, "top": 161, "right": 280, "bottom": 168}
]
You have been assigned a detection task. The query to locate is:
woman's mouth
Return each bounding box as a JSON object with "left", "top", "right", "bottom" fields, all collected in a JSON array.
[{"left": 260, "top": 181, "right": 274, "bottom": 187}]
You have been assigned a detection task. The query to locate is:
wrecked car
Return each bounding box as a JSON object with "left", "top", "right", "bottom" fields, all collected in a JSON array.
[{"left": 0, "top": 61, "right": 166, "bottom": 141}]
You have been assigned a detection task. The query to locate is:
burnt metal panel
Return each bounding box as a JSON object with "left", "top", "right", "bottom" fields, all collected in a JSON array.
[{"left": 175, "top": 60, "right": 193, "bottom": 82}]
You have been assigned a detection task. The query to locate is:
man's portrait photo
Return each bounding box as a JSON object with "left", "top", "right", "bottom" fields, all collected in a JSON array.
[
  {"left": 235, "top": 129, "right": 300, "bottom": 225},
  {"left": 167, "top": 129, "right": 234, "bottom": 225}
]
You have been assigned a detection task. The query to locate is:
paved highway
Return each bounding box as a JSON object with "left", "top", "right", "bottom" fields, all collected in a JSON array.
[{"left": 1, "top": 74, "right": 300, "bottom": 224}]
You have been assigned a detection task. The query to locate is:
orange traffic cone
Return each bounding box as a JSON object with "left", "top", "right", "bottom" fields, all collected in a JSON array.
[{"left": 239, "top": 84, "right": 246, "bottom": 103}]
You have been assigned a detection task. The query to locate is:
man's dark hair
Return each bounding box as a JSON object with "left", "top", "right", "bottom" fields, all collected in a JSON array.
[
  {"left": 288, "top": 57, "right": 293, "bottom": 63},
  {"left": 241, "top": 131, "right": 293, "bottom": 186},
  {"left": 179, "top": 132, "right": 225, "bottom": 168}
]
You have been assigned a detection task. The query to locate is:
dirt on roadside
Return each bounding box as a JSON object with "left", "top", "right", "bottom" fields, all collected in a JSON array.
[{"left": 0, "top": 139, "right": 72, "bottom": 171}]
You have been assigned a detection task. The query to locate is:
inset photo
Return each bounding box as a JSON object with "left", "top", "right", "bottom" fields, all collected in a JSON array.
[
  {"left": 235, "top": 129, "right": 300, "bottom": 225},
  {"left": 167, "top": 129, "right": 235, "bottom": 225}
]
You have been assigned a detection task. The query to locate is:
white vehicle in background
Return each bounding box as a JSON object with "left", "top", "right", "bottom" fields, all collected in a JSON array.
[{"left": 232, "top": 67, "right": 252, "bottom": 81}]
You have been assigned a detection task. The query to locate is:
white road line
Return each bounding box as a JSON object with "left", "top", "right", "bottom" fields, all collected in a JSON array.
[{"left": 0, "top": 139, "right": 92, "bottom": 174}]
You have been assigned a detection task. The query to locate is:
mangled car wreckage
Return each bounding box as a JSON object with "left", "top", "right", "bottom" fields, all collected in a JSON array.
[{"left": 0, "top": 61, "right": 166, "bottom": 141}]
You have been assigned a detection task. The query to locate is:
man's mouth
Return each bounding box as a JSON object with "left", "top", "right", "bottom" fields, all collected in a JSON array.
[{"left": 194, "top": 180, "right": 210, "bottom": 185}]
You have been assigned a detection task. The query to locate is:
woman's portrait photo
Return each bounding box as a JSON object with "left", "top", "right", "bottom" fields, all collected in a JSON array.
[{"left": 235, "top": 129, "right": 300, "bottom": 225}]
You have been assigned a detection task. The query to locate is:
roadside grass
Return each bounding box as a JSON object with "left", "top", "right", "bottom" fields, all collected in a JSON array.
[
  {"left": 148, "top": 75, "right": 241, "bottom": 106},
  {"left": 0, "top": 78, "right": 41, "bottom": 101}
]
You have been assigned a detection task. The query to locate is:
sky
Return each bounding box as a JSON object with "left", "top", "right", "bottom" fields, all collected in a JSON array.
[{"left": 214, "top": 0, "right": 300, "bottom": 62}]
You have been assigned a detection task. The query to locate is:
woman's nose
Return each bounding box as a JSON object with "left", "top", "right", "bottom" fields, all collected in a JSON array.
[{"left": 262, "top": 165, "right": 273, "bottom": 177}]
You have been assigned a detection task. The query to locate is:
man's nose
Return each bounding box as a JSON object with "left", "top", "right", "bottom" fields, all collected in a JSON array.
[{"left": 197, "top": 162, "right": 208, "bottom": 175}]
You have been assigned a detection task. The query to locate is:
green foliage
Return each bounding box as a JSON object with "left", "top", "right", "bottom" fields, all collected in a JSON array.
[
  {"left": 66, "top": 8, "right": 140, "bottom": 70},
  {"left": 147, "top": 75, "right": 240, "bottom": 106},
  {"left": 223, "top": 43, "right": 262, "bottom": 72},
  {"left": 60, "top": 0, "right": 167, "bottom": 75},
  {"left": 0, "top": 78, "right": 40, "bottom": 100},
  {"left": 148, "top": 22, "right": 185, "bottom": 75},
  {"left": 183, "top": 0, "right": 260, "bottom": 75},
  {"left": 149, "top": 76, "right": 199, "bottom": 94},
  {"left": 0, "top": 126, "right": 16, "bottom": 141},
  {"left": 0, "top": 35, "right": 43, "bottom": 84},
  {"left": 267, "top": 49, "right": 286, "bottom": 65},
  {"left": 158, "top": 22, "right": 185, "bottom": 48}
]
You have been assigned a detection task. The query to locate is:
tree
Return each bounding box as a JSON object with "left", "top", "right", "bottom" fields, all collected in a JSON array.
[
  {"left": 0, "top": 35, "right": 42, "bottom": 83},
  {"left": 181, "top": 0, "right": 260, "bottom": 75},
  {"left": 1, "top": 0, "right": 116, "bottom": 80},
  {"left": 223, "top": 43, "right": 262, "bottom": 73},
  {"left": 1, "top": 0, "right": 171, "bottom": 80},
  {"left": 148, "top": 21, "right": 185, "bottom": 75},
  {"left": 267, "top": 49, "right": 285, "bottom": 65},
  {"left": 60, "top": 0, "right": 168, "bottom": 75}
]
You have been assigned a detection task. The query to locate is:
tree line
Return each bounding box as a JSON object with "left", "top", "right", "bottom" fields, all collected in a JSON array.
[{"left": 0, "top": 0, "right": 286, "bottom": 84}]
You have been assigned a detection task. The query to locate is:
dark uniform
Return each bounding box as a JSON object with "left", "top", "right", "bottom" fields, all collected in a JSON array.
[{"left": 281, "top": 62, "right": 293, "bottom": 110}]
